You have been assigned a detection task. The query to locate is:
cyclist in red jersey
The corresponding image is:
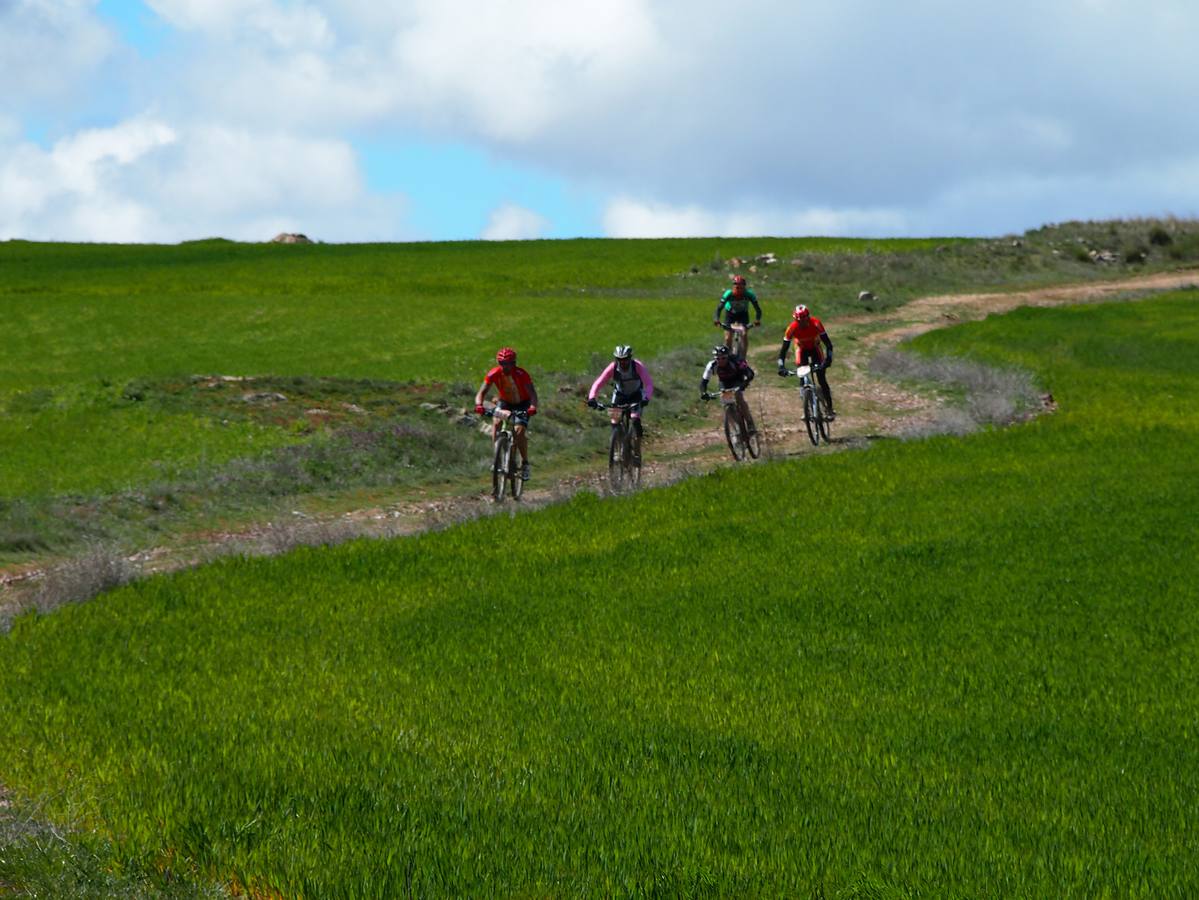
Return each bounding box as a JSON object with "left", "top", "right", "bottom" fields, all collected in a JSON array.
[
  {"left": 475, "top": 347, "right": 539, "bottom": 480},
  {"left": 777, "top": 304, "right": 836, "bottom": 418}
]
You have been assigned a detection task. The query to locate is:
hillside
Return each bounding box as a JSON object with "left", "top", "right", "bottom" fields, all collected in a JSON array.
[
  {"left": 3, "top": 219, "right": 1199, "bottom": 597},
  {"left": 1, "top": 286, "right": 1197, "bottom": 896}
]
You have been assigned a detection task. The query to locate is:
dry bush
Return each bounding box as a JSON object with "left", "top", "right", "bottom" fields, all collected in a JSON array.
[
  {"left": 871, "top": 349, "right": 1042, "bottom": 437},
  {"left": 26, "top": 547, "right": 137, "bottom": 619}
]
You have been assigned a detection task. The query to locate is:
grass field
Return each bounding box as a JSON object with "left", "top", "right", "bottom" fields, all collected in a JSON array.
[
  {"left": 2, "top": 290, "right": 1196, "bottom": 896},
  {"left": 3, "top": 220, "right": 1198, "bottom": 561}
]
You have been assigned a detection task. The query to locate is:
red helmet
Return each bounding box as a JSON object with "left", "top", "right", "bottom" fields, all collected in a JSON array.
[
  {"left": 793, "top": 304, "right": 810, "bottom": 320},
  {"left": 496, "top": 347, "right": 517, "bottom": 364},
  {"left": 732, "top": 275, "right": 747, "bottom": 287}
]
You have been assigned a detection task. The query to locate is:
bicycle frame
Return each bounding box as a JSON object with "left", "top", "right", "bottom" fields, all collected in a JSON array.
[
  {"left": 720, "top": 321, "right": 755, "bottom": 358},
  {"left": 784, "top": 365, "right": 830, "bottom": 446},
  {"left": 717, "top": 387, "right": 760, "bottom": 461},
  {"left": 483, "top": 404, "right": 524, "bottom": 501},
  {"left": 592, "top": 400, "right": 642, "bottom": 490}
]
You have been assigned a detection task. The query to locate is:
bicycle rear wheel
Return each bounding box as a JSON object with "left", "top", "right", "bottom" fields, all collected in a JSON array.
[
  {"left": 608, "top": 425, "right": 626, "bottom": 491},
  {"left": 492, "top": 433, "right": 510, "bottom": 500},
  {"left": 803, "top": 387, "right": 820, "bottom": 446},
  {"left": 724, "top": 406, "right": 747, "bottom": 460}
]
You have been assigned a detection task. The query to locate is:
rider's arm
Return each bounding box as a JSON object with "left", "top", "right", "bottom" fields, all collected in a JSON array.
[
  {"left": 749, "top": 290, "right": 762, "bottom": 322},
  {"left": 634, "top": 360, "right": 654, "bottom": 400},
  {"left": 777, "top": 339, "right": 791, "bottom": 367},
  {"left": 474, "top": 380, "right": 491, "bottom": 408},
  {"left": 587, "top": 362, "right": 615, "bottom": 401},
  {"left": 700, "top": 359, "right": 716, "bottom": 394},
  {"left": 527, "top": 381, "right": 539, "bottom": 409},
  {"left": 820, "top": 332, "right": 834, "bottom": 363},
  {"left": 713, "top": 294, "right": 727, "bottom": 323}
]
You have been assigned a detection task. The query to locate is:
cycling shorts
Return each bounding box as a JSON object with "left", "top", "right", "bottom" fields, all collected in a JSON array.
[
  {"left": 720, "top": 309, "right": 751, "bottom": 326},
  {"left": 498, "top": 399, "right": 531, "bottom": 426}
]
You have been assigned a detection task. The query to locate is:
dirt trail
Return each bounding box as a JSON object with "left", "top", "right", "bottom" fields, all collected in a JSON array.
[{"left": 4, "top": 268, "right": 1197, "bottom": 614}]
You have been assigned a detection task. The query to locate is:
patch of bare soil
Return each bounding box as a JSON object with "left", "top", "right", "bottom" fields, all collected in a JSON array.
[{"left": 4, "top": 268, "right": 1197, "bottom": 621}]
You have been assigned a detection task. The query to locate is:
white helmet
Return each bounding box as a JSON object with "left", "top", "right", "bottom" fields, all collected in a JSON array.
[{"left": 613, "top": 345, "right": 633, "bottom": 360}]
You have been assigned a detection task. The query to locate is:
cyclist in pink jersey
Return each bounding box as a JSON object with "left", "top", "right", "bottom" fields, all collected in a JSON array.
[
  {"left": 475, "top": 347, "right": 539, "bottom": 480},
  {"left": 586, "top": 345, "right": 654, "bottom": 439}
]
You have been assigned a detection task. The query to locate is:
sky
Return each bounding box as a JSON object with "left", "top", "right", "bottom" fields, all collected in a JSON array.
[{"left": 2, "top": 0, "right": 1198, "bottom": 243}]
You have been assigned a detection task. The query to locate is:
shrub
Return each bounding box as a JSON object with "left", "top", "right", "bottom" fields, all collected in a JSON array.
[
  {"left": 1149, "top": 224, "right": 1173, "bottom": 246},
  {"left": 1123, "top": 244, "right": 1149, "bottom": 264}
]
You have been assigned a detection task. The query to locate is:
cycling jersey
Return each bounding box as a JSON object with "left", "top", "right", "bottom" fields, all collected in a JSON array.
[
  {"left": 783, "top": 316, "right": 827, "bottom": 350},
  {"left": 715, "top": 288, "right": 762, "bottom": 322},
  {"left": 484, "top": 365, "right": 534, "bottom": 404},
  {"left": 701, "top": 356, "right": 754, "bottom": 392},
  {"left": 588, "top": 359, "right": 654, "bottom": 402}
]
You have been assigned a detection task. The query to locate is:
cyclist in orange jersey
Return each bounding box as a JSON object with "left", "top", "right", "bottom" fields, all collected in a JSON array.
[
  {"left": 777, "top": 304, "right": 835, "bottom": 418},
  {"left": 475, "top": 347, "right": 539, "bottom": 480}
]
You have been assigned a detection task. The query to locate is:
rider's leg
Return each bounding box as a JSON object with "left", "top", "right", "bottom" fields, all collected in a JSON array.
[
  {"left": 514, "top": 423, "right": 529, "bottom": 462},
  {"left": 815, "top": 356, "right": 834, "bottom": 412}
]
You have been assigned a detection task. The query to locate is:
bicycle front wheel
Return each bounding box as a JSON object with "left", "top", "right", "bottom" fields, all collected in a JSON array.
[
  {"left": 492, "top": 433, "right": 510, "bottom": 500},
  {"left": 627, "top": 428, "right": 642, "bottom": 487},
  {"left": 744, "top": 409, "right": 761, "bottom": 459},
  {"left": 803, "top": 387, "right": 820, "bottom": 446},
  {"left": 816, "top": 394, "right": 831, "bottom": 442},
  {"left": 724, "top": 406, "right": 747, "bottom": 461},
  {"left": 509, "top": 444, "right": 524, "bottom": 501},
  {"left": 608, "top": 425, "right": 626, "bottom": 491}
]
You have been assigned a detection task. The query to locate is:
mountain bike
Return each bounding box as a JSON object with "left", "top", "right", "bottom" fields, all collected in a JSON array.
[
  {"left": 592, "top": 400, "right": 642, "bottom": 491},
  {"left": 719, "top": 321, "right": 757, "bottom": 358},
  {"left": 482, "top": 404, "right": 524, "bottom": 501},
  {"left": 703, "top": 387, "right": 760, "bottom": 461},
  {"left": 783, "top": 364, "right": 831, "bottom": 446}
]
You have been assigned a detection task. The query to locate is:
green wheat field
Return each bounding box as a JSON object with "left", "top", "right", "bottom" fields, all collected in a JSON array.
[{"left": 2, "top": 225, "right": 1198, "bottom": 897}]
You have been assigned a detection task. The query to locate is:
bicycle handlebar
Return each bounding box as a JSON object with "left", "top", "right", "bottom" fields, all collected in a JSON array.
[
  {"left": 780, "top": 364, "right": 826, "bottom": 377},
  {"left": 590, "top": 401, "right": 642, "bottom": 411}
]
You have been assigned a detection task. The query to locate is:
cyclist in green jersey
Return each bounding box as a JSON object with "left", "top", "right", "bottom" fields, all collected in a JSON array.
[{"left": 713, "top": 274, "right": 763, "bottom": 354}]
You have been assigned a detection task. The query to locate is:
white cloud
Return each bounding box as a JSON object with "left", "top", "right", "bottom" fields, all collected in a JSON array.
[
  {"left": 0, "top": 0, "right": 118, "bottom": 113},
  {"left": 481, "top": 203, "right": 550, "bottom": 240},
  {"left": 145, "top": 0, "right": 332, "bottom": 48},
  {"left": 10, "top": 0, "right": 1199, "bottom": 240},
  {"left": 51, "top": 119, "right": 178, "bottom": 194},
  {"left": 602, "top": 197, "right": 909, "bottom": 238},
  {"left": 389, "top": 0, "right": 661, "bottom": 140},
  {"left": 0, "top": 116, "right": 411, "bottom": 242}
]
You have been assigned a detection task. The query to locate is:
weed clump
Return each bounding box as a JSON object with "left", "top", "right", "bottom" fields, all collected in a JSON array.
[
  {"left": 2, "top": 545, "right": 138, "bottom": 632},
  {"left": 870, "top": 347, "right": 1042, "bottom": 433}
]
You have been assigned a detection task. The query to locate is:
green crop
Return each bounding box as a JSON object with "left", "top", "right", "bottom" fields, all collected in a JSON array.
[
  {"left": 2, "top": 290, "right": 1197, "bottom": 896},
  {"left": 2, "top": 226, "right": 1188, "bottom": 504}
]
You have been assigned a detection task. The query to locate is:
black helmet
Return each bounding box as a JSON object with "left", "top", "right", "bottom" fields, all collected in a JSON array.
[
  {"left": 712, "top": 345, "right": 730, "bottom": 357},
  {"left": 613, "top": 345, "right": 633, "bottom": 360}
]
